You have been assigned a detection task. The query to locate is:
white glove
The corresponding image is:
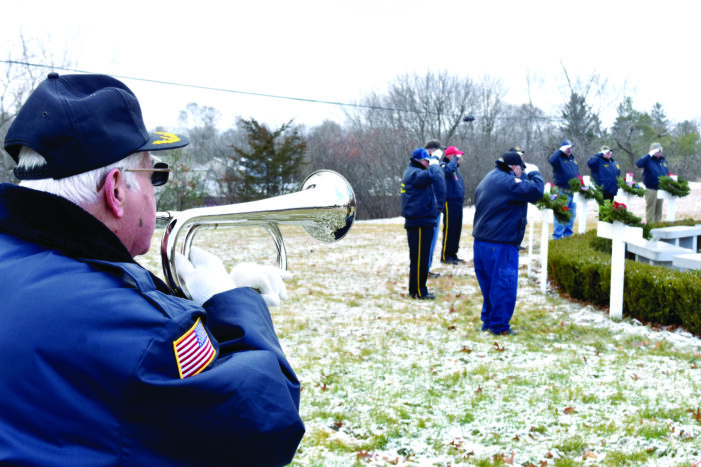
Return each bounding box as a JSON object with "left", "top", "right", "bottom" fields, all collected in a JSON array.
[
  {"left": 524, "top": 163, "right": 539, "bottom": 174},
  {"left": 432, "top": 149, "right": 443, "bottom": 159},
  {"left": 428, "top": 157, "right": 440, "bottom": 166},
  {"left": 230, "top": 263, "right": 293, "bottom": 307},
  {"left": 174, "top": 247, "right": 236, "bottom": 306}
]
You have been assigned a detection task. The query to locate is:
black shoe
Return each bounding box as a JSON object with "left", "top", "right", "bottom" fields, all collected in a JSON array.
[
  {"left": 441, "top": 258, "right": 458, "bottom": 265},
  {"left": 427, "top": 272, "right": 441, "bottom": 278},
  {"left": 455, "top": 257, "right": 466, "bottom": 263},
  {"left": 490, "top": 329, "right": 516, "bottom": 336},
  {"left": 410, "top": 292, "right": 436, "bottom": 300}
]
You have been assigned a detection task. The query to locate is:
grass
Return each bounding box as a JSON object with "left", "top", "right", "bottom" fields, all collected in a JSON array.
[{"left": 144, "top": 220, "right": 701, "bottom": 466}]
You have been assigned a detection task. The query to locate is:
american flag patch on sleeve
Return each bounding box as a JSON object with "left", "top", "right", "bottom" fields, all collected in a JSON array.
[{"left": 173, "top": 318, "right": 216, "bottom": 379}]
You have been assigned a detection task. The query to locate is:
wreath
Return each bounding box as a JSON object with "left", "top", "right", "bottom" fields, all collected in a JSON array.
[
  {"left": 598, "top": 200, "right": 652, "bottom": 239},
  {"left": 617, "top": 177, "right": 646, "bottom": 197},
  {"left": 568, "top": 176, "right": 604, "bottom": 205},
  {"left": 658, "top": 176, "right": 691, "bottom": 197},
  {"left": 536, "top": 189, "right": 574, "bottom": 225}
]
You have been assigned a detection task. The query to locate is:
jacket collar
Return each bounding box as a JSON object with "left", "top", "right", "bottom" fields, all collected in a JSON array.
[{"left": 0, "top": 183, "right": 136, "bottom": 263}]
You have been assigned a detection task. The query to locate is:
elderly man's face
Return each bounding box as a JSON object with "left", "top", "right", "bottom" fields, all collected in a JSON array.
[{"left": 122, "top": 152, "right": 158, "bottom": 256}]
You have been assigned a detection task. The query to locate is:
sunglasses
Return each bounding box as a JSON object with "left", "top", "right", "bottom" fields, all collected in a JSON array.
[
  {"left": 124, "top": 162, "right": 171, "bottom": 187},
  {"left": 96, "top": 161, "right": 171, "bottom": 192}
]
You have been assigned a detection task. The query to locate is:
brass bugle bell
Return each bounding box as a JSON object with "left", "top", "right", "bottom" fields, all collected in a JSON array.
[{"left": 157, "top": 170, "right": 356, "bottom": 299}]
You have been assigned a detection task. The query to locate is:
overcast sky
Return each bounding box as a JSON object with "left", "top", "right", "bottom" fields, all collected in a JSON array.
[{"left": 3, "top": 0, "right": 699, "bottom": 132}]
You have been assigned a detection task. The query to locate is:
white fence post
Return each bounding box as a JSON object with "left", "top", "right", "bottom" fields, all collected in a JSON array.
[
  {"left": 614, "top": 192, "right": 631, "bottom": 206},
  {"left": 526, "top": 204, "right": 538, "bottom": 278},
  {"left": 540, "top": 209, "right": 553, "bottom": 294},
  {"left": 657, "top": 190, "right": 677, "bottom": 221},
  {"left": 574, "top": 192, "right": 588, "bottom": 234},
  {"left": 597, "top": 221, "right": 643, "bottom": 320}
]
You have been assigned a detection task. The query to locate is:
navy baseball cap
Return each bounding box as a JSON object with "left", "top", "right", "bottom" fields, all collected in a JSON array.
[
  {"left": 500, "top": 151, "right": 526, "bottom": 168},
  {"left": 5, "top": 72, "right": 189, "bottom": 180}
]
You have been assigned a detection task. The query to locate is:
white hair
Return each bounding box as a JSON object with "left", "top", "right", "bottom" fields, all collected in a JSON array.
[{"left": 17, "top": 147, "right": 144, "bottom": 206}]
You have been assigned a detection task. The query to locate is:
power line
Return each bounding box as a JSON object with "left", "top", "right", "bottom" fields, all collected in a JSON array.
[
  {"left": 1, "top": 60, "right": 456, "bottom": 117},
  {"left": 1, "top": 60, "right": 561, "bottom": 122}
]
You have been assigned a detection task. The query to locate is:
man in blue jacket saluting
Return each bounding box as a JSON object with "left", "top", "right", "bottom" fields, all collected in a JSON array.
[
  {"left": 401, "top": 148, "right": 443, "bottom": 299},
  {"left": 472, "top": 151, "right": 544, "bottom": 335},
  {"left": 440, "top": 145, "right": 466, "bottom": 265},
  {"left": 636, "top": 142, "right": 670, "bottom": 223},
  {"left": 587, "top": 145, "right": 620, "bottom": 202},
  {"left": 548, "top": 139, "right": 579, "bottom": 239}
]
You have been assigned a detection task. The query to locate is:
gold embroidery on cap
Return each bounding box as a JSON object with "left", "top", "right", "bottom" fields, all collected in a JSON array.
[{"left": 152, "top": 131, "right": 181, "bottom": 145}]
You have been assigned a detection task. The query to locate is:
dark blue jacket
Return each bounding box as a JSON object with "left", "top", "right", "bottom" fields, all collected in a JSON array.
[
  {"left": 0, "top": 184, "right": 304, "bottom": 467},
  {"left": 635, "top": 154, "right": 669, "bottom": 189},
  {"left": 549, "top": 149, "right": 580, "bottom": 190},
  {"left": 401, "top": 160, "right": 442, "bottom": 228},
  {"left": 442, "top": 157, "right": 465, "bottom": 204},
  {"left": 472, "top": 163, "right": 545, "bottom": 245},
  {"left": 587, "top": 153, "right": 621, "bottom": 195},
  {"left": 433, "top": 163, "right": 447, "bottom": 210}
]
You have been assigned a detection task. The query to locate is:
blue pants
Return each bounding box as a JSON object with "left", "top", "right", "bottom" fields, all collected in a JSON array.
[
  {"left": 406, "top": 226, "right": 434, "bottom": 297},
  {"left": 473, "top": 240, "right": 519, "bottom": 334},
  {"left": 441, "top": 201, "right": 463, "bottom": 261},
  {"left": 428, "top": 213, "right": 442, "bottom": 271},
  {"left": 553, "top": 193, "right": 576, "bottom": 239}
]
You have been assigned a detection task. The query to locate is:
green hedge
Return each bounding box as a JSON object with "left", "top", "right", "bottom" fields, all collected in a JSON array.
[{"left": 547, "top": 230, "right": 701, "bottom": 336}]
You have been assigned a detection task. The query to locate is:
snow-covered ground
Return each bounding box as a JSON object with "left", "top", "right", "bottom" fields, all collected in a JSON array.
[{"left": 141, "top": 183, "right": 701, "bottom": 466}]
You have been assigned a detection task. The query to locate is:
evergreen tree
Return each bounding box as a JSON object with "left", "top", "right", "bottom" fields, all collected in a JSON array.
[
  {"left": 611, "top": 97, "right": 658, "bottom": 169},
  {"left": 560, "top": 92, "right": 601, "bottom": 155},
  {"left": 229, "top": 118, "right": 308, "bottom": 202}
]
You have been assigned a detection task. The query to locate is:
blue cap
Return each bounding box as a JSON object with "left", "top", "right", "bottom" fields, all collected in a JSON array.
[
  {"left": 5, "top": 73, "right": 189, "bottom": 180},
  {"left": 412, "top": 148, "right": 429, "bottom": 161},
  {"left": 560, "top": 139, "right": 573, "bottom": 148}
]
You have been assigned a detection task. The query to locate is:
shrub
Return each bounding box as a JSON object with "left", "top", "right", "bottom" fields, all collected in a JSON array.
[{"left": 548, "top": 230, "right": 701, "bottom": 335}]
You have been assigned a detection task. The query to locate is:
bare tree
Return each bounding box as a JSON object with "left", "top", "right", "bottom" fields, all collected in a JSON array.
[
  {"left": 338, "top": 71, "right": 481, "bottom": 217},
  {"left": 0, "top": 34, "right": 72, "bottom": 183}
]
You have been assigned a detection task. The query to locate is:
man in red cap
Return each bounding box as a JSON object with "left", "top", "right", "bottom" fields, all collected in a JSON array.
[{"left": 440, "top": 145, "right": 466, "bottom": 264}]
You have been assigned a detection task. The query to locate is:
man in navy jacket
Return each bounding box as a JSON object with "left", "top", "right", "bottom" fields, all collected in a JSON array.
[
  {"left": 440, "top": 145, "right": 466, "bottom": 264},
  {"left": 636, "top": 142, "right": 670, "bottom": 223},
  {"left": 401, "top": 148, "right": 443, "bottom": 299},
  {"left": 0, "top": 73, "right": 304, "bottom": 466},
  {"left": 472, "top": 151, "right": 544, "bottom": 335},
  {"left": 548, "top": 139, "right": 580, "bottom": 239},
  {"left": 587, "top": 145, "right": 621, "bottom": 201}
]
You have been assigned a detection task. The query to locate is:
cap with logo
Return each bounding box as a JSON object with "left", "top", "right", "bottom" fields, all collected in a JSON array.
[
  {"left": 500, "top": 151, "right": 526, "bottom": 168},
  {"left": 4, "top": 73, "right": 189, "bottom": 180}
]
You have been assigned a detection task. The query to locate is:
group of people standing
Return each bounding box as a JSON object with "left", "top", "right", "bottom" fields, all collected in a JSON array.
[
  {"left": 400, "top": 142, "right": 544, "bottom": 335},
  {"left": 400, "top": 140, "right": 466, "bottom": 300},
  {"left": 550, "top": 139, "right": 670, "bottom": 238},
  {"left": 400, "top": 137, "right": 671, "bottom": 336}
]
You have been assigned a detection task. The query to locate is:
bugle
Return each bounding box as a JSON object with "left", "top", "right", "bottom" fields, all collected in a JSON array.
[{"left": 157, "top": 170, "right": 356, "bottom": 299}]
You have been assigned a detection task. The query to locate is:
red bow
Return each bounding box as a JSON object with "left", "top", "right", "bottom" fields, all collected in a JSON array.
[{"left": 613, "top": 202, "right": 627, "bottom": 209}]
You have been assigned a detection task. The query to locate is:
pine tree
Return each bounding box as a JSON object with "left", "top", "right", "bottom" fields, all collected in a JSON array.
[{"left": 229, "top": 118, "right": 308, "bottom": 202}]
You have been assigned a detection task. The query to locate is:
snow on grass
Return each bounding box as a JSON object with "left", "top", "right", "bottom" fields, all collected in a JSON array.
[{"left": 142, "top": 183, "right": 701, "bottom": 466}]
